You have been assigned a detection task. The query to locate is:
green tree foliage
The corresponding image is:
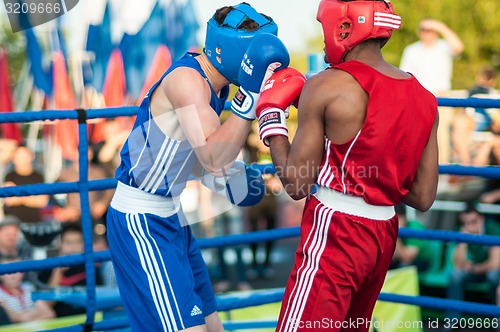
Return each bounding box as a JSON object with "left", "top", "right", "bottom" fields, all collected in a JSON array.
[
  {"left": 306, "top": 0, "right": 500, "bottom": 90},
  {"left": 0, "top": 24, "right": 26, "bottom": 83}
]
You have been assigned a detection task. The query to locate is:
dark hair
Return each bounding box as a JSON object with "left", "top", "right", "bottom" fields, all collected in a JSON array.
[
  {"left": 61, "top": 222, "right": 83, "bottom": 239},
  {"left": 479, "top": 66, "right": 497, "bottom": 81},
  {"left": 213, "top": 3, "right": 270, "bottom": 32},
  {"left": 462, "top": 200, "right": 480, "bottom": 215}
]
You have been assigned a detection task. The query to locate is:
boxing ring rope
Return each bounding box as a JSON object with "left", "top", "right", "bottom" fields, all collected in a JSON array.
[
  {"left": 0, "top": 227, "right": 499, "bottom": 274},
  {"left": 0, "top": 96, "right": 499, "bottom": 331}
]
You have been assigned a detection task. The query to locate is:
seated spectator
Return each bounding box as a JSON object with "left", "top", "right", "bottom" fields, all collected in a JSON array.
[
  {"left": 211, "top": 199, "right": 251, "bottom": 292},
  {"left": 390, "top": 205, "right": 432, "bottom": 272},
  {"left": 53, "top": 147, "right": 114, "bottom": 233},
  {"left": 39, "top": 223, "right": 102, "bottom": 317},
  {"left": 245, "top": 131, "right": 281, "bottom": 279},
  {"left": 447, "top": 202, "right": 500, "bottom": 318},
  {"left": 474, "top": 130, "right": 500, "bottom": 217},
  {"left": 0, "top": 138, "right": 18, "bottom": 183},
  {"left": 3, "top": 145, "right": 49, "bottom": 224},
  {"left": 247, "top": 173, "right": 281, "bottom": 280},
  {"left": 91, "top": 118, "right": 129, "bottom": 177},
  {"left": 467, "top": 66, "right": 498, "bottom": 132},
  {"left": 0, "top": 216, "right": 30, "bottom": 260},
  {"left": 0, "top": 256, "right": 55, "bottom": 323},
  {"left": 93, "top": 235, "right": 117, "bottom": 288}
]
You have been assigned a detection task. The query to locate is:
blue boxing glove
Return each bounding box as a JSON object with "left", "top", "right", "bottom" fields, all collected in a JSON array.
[
  {"left": 201, "top": 160, "right": 265, "bottom": 207},
  {"left": 231, "top": 33, "right": 290, "bottom": 121}
]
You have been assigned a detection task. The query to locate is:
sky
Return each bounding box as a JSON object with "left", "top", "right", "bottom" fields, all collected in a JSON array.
[
  {"left": 0, "top": 0, "right": 323, "bottom": 54},
  {"left": 192, "top": 0, "right": 322, "bottom": 53}
]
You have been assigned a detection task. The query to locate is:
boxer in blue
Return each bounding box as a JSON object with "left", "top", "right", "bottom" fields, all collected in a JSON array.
[{"left": 106, "top": 3, "right": 290, "bottom": 331}]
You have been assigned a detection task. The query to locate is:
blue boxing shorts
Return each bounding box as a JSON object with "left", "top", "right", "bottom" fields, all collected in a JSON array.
[{"left": 106, "top": 182, "right": 217, "bottom": 331}]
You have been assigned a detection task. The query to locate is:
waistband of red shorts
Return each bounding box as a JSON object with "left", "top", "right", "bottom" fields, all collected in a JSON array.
[{"left": 313, "top": 186, "right": 395, "bottom": 220}]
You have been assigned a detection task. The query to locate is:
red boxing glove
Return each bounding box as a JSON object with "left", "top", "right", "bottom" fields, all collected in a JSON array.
[{"left": 256, "top": 67, "right": 306, "bottom": 146}]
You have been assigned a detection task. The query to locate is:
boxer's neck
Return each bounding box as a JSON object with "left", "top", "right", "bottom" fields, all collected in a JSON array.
[{"left": 196, "top": 54, "right": 229, "bottom": 94}]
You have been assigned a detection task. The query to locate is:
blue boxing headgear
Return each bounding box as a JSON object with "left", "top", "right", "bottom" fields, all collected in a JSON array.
[{"left": 204, "top": 3, "right": 278, "bottom": 86}]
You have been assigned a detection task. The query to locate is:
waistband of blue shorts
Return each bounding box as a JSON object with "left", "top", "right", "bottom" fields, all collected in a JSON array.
[
  {"left": 110, "top": 181, "right": 180, "bottom": 217},
  {"left": 313, "top": 186, "right": 395, "bottom": 220}
]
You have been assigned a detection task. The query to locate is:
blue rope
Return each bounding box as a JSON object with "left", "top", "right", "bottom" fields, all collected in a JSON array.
[
  {"left": 38, "top": 287, "right": 500, "bottom": 332},
  {"left": 197, "top": 227, "right": 300, "bottom": 249},
  {"left": 0, "top": 106, "right": 138, "bottom": 123},
  {"left": 378, "top": 293, "right": 500, "bottom": 317},
  {"left": 0, "top": 97, "right": 499, "bottom": 125},
  {"left": 0, "top": 179, "right": 117, "bottom": 198},
  {"left": 439, "top": 164, "right": 500, "bottom": 179},
  {"left": 398, "top": 228, "right": 500, "bottom": 246},
  {"left": 216, "top": 288, "right": 285, "bottom": 312},
  {"left": 4, "top": 165, "right": 500, "bottom": 199},
  {"left": 0, "top": 251, "right": 110, "bottom": 275},
  {"left": 436, "top": 97, "right": 500, "bottom": 109},
  {"left": 2, "top": 226, "right": 500, "bottom": 276}
]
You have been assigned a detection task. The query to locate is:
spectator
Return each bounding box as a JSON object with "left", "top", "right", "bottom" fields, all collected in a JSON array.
[
  {"left": 191, "top": 151, "right": 252, "bottom": 292},
  {"left": 93, "top": 235, "right": 117, "bottom": 288},
  {"left": 390, "top": 205, "right": 432, "bottom": 272},
  {"left": 3, "top": 145, "right": 49, "bottom": 224},
  {"left": 247, "top": 173, "right": 280, "bottom": 280},
  {"left": 0, "top": 216, "right": 29, "bottom": 260},
  {"left": 211, "top": 202, "right": 251, "bottom": 292},
  {"left": 0, "top": 256, "right": 55, "bottom": 323},
  {"left": 400, "top": 18, "right": 464, "bottom": 96},
  {"left": 91, "top": 119, "right": 129, "bottom": 176},
  {"left": 466, "top": 66, "right": 498, "bottom": 132},
  {"left": 39, "top": 223, "right": 102, "bottom": 317},
  {"left": 469, "top": 66, "right": 498, "bottom": 97},
  {"left": 0, "top": 138, "right": 18, "bottom": 184},
  {"left": 447, "top": 203, "right": 500, "bottom": 318},
  {"left": 245, "top": 129, "right": 280, "bottom": 279},
  {"left": 450, "top": 109, "right": 477, "bottom": 165},
  {"left": 475, "top": 132, "right": 500, "bottom": 208},
  {"left": 53, "top": 148, "right": 114, "bottom": 232},
  {"left": 400, "top": 18, "right": 464, "bottom": 166}
]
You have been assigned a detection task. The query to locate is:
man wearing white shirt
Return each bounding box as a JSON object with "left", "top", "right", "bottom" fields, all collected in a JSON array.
[
  {"left": 401, "top": 18, "right": 464, "bottom": 166},
  {"left": 400, "top": 18, "right": 464, "bottom": 96}
]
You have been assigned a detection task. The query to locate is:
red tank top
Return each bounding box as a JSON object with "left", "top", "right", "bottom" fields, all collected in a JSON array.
[{"left": 316, "top": 60, "right": 437, "bottom": 205}]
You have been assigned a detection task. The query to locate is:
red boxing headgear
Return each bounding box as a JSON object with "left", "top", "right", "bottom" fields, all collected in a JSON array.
[{"left": 317, "top": 0, "right": 401, "bottom": 65}]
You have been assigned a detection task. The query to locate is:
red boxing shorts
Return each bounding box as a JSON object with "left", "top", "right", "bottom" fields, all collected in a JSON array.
[{"left": 277, "top": 186, "right": 398, "bottom": 332}]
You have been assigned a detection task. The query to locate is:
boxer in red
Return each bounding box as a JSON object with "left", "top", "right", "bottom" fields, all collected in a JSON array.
[{"left": 255, "top": 1, "right": 439, "bottom": 331}]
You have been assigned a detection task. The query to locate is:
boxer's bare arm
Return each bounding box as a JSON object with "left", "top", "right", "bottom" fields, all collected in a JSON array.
[
  {"left": 269, "top": 74, "right": 328, "bottom": 199},
  {"left": 269, "top": 70, "right": 368, "bottom": 200},
  {"left": 403, "top": 112, "right": 439, "bottom": 211},
  {"left": 151, "top": 67, "right": 251, "bottom": 173}
]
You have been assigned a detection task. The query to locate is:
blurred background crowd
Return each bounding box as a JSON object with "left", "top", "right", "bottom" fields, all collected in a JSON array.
[{"left": 0, "top": 0, "right": 499, "bottom": 327}]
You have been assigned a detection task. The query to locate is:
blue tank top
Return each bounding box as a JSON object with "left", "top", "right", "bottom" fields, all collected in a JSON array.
[{"left": 115, "top": 53, "right": 230, "bottom": 197}]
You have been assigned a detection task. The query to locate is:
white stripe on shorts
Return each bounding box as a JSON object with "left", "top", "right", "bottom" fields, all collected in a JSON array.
[
  {"left": 141, "top": 214, "right": 185, "bottom": 330},
  {"left": 127, "top": 213, "right": 178, "bottom": 331},
  {"left": 280, "top": 204, "right": 333, "bottom": 332}
]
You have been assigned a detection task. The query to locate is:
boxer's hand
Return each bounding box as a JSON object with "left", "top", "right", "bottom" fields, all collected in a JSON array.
[
  {"left": 256, "top": 68, "right": 306, "bottom": 146},
  {"left": 201, "top": 160, "right": 265, "bottom": 206},
  {"left": 231, "top": 33, "right": 290, "bottom": 121}
]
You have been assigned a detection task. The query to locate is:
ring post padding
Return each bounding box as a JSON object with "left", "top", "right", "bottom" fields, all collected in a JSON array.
[{"left": 76, "top": 109, "right": 96, "bottom": 330}]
